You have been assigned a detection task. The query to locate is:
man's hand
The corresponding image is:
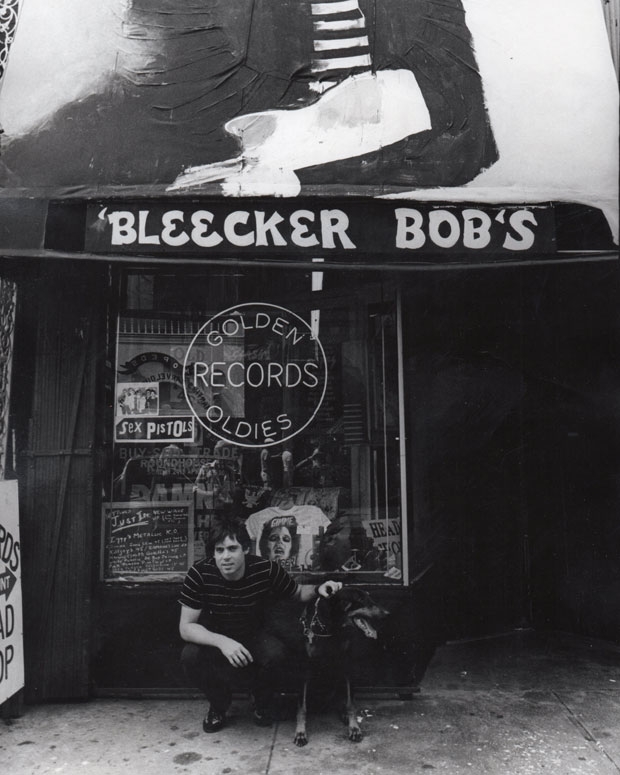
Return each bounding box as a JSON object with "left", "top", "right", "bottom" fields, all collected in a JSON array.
[
  {"left": 218, "top": 637, "right": 254, "bottom": 668},
  {"left": 317, "top": 580, "right": 343, "bottom": 598},
  {"left": 297, "top": 580, "right": 343, "bottom": 603}
]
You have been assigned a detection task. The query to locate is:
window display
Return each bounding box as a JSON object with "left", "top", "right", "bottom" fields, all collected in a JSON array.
[{"left": 102, "top": 269, "right": 405, "bottom": 583}]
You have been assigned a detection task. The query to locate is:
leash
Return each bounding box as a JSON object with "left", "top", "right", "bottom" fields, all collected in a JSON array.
[{"left": 300, "top": 597, "right": 333, "bottom": 645}]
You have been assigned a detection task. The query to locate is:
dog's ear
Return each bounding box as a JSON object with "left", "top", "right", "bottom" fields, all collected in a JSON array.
[
  {"left": 339, "top": 588, "right": 364, "bottom": 607},
  {"left": 338, "top": 588, "right": 363, "bottom": 612}
]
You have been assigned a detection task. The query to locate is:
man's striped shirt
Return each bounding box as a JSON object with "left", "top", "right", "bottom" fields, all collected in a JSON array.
[{"left": 179, "top": 554, "right": 298, "bottom": 643}]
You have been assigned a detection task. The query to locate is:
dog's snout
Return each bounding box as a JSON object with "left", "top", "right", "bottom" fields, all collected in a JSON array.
[
  {"left": 368, "top": 603, "right": 389, "bottom": 620},
  {"left": 361, "top": 593, "right": 390, "bottom": 619}
]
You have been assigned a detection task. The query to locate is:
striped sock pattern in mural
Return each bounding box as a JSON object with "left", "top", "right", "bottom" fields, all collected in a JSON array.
[{"left": 310, "top": 0, "right": 372, "bottom": 91}]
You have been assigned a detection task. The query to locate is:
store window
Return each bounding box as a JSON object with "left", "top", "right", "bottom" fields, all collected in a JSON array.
[{"left": 101, "top": 268, "right": 406, "bottom": 584}]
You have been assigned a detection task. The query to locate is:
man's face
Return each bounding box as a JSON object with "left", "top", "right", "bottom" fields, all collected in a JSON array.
[{"left": 214, "top": 535, "right": 248, "bottom": 580}]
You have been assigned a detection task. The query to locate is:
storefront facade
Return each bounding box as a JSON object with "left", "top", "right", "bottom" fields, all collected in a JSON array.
[{"left": 0, "top": 0, "right": 618, "bottom": 702}]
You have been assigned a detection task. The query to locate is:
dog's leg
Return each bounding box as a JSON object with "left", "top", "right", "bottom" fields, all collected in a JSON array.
[
  {"left": 345, "top": 678, "right": 362, "bottom": 742},
  {"left": 294, "top": 680, "right": 309, "bottom": 747}
]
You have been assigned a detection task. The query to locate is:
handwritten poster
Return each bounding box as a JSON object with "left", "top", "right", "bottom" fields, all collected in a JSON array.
[{"left": 102, "top": 502, "right": 193, "bottom": 578}]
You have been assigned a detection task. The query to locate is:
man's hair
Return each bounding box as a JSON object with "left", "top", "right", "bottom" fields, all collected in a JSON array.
[{"left": 207, "top": 516, "right": 252, "bottom": 554}]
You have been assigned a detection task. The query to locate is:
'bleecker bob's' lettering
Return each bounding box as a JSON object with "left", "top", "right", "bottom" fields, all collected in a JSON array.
[
  {"left": 394, "top": 207, "right": 538, "bottom": 251},
  {"left": 105, "top": 208, "right": 356, "bottom": 250},
  {"left": 90, "top": 203, "right": 552, "bottom": 256}
]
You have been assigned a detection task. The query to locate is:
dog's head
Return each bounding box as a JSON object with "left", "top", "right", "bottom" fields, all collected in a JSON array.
[{"left": 316, "top": 586, "right": 390, "bottom": 640}]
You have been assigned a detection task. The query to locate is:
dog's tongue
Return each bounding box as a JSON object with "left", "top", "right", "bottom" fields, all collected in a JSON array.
[{"left": 353, "top": 616, "right": 378, "bottom": 639}]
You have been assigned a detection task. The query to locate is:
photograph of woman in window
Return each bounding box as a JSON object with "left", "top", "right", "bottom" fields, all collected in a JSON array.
[{"left": 258, "top": 516, "right": 300, "bottom": 569}]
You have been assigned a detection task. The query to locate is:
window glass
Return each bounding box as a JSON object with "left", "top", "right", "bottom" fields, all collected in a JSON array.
[{"left": 102, "top": 268, "right": 405, "bottom": 584}]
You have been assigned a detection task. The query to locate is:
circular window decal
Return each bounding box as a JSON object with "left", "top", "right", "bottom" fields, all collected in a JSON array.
[{"left": 183, "top": 303, "right": 327, "bottom": 448}]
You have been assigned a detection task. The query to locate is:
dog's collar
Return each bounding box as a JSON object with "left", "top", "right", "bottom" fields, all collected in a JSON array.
[{"left": 300, "top": 597, "right": 333, "bottom": 644}]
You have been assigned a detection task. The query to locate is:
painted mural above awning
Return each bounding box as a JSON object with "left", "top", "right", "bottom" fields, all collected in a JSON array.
[{"left": 0, "top": 0, "right": 617, "bottom": 242}]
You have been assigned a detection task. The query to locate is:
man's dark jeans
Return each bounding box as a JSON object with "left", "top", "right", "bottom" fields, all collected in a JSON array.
[{"left": 181, "top": 631, "right": 298, "bottom": 714}]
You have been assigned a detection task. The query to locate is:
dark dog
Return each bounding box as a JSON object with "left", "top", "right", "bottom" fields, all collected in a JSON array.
[{"left": 294, "top": 587, "right": 389, "bottom": 746}]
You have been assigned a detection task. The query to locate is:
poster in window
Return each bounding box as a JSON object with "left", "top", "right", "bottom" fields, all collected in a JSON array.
[
  {"left": 246, "top": 506, "right": 331, "bottom": 572},
  {"left": 116, "top": 382, "right": 159, "bottom": 417},
  {"left": 102, "top": 502, "right": 193, "bottom": 579},
  {"left": 114, "top": 319, "right": 198, "bottom": 444}
]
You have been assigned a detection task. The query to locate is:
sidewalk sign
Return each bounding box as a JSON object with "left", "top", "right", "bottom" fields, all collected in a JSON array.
[{"left": 0, "top": 480, "right": 23, "bottom": 704}]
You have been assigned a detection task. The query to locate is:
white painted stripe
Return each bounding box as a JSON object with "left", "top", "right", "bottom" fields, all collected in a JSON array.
[
  {"left": 309, "top": 80, "right": 338, "bottom": 93},
  {"left": 313, "top": 36, "right": 369, "bottom": 52},
  {"left": 314, "top": 18, "right": 365, "bottom": 31},
  {"left": 312, "top": 1, "right": 360, "bottom": 16},
  {"left": 310, "top": 53, "right": 372, "bottom": 72}
]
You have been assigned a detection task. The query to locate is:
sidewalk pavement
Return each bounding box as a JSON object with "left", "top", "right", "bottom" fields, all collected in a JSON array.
[{"left": 3, "top": 630, "right": 620, "bottom": 775}]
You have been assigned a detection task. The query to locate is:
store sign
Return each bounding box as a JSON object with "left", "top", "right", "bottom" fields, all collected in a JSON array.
[
  {"left": 81, "top": 200, "right": 556, "bottom": 259},
  {"left": 0, "top": 481, "right": 23, "bottom": 703},
  {"left": 183, "top": 303, "right": 328, "bottom": 448}
]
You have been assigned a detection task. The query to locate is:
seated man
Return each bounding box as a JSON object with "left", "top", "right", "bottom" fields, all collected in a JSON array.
[{"left": 179, "top": 516, "right": 341, "bottom": 732}]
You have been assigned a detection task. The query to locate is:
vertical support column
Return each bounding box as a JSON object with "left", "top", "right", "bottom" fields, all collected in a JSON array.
[
  {"left": 0, "top": 277, "right": 16, "bottom": 480},
  {"left": 0, "top": 277, "right": 21, "bottom": 718},
  {"left": 396, "top": 288, "right": 409, "bottom": 586}
]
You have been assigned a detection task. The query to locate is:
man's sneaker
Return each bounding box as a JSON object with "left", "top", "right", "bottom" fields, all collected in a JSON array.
[
  {"left": 203, "top": 708, "right": 226, "bottom": 733},
  {"left": 253, "top": 708, "right": 274, "bottom": 727}
]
